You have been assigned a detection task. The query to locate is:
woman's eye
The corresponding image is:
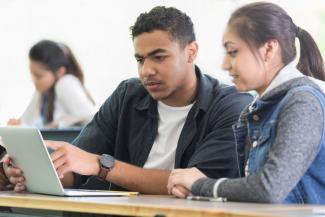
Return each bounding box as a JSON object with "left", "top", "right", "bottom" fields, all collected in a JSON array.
[
  {"left": 34, "top": 74, "right": 43, "bottom": 79},
  {"left": 227, "top": 50, "right": 238, "bottom": 57}
]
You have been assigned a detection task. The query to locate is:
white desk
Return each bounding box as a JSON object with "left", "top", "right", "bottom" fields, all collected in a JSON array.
[{"left": 0, "top": 191, "right": 324, "bottom": 217}]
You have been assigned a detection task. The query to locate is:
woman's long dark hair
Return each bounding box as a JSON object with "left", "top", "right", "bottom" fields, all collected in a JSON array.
[
  {"left": 228, "top": 2, "right": 325, "bottom": 80},
  {"left": 29, "top": 40, "right": 94, "bottom": 124}
]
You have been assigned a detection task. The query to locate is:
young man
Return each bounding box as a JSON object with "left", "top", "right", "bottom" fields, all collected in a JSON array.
[{"left": 3, "top": 6, "right": 252, "bottom": 194}]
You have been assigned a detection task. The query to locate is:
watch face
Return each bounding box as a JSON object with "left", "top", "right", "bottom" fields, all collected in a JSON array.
[{"left": 100, "top": 154, "right": 115, "bottom": 169}]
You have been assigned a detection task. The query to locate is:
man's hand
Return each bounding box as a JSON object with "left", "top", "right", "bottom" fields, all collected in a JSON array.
[{"left": 46, "top": 141, "right": 100, "bottom": 179}]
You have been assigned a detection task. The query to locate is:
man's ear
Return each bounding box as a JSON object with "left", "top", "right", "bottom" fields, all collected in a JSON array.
[
  {"left": 55, "top": 66, "right": 67, "bottom": 79},
  {"left": 261, "top": 39, "right": 279, "bottom": 63},
  {"left": 186, "top": 41, "right": 199, "bottom": 63}
]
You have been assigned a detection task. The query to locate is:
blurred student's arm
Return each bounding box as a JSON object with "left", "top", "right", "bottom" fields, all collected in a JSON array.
[{"left": 7, "top": 118, "right": 21, "bottom": 126}]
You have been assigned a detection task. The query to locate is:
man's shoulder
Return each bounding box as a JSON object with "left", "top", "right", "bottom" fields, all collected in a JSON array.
[
  {"left": 217, "top": 83, "right": 250, "bottom": 98},
  {"left": 110, "top": 77, "right": 149, "bottom": 103},
  {"left": 198, "top": 75, "right": 253, "bottom": 121},
  {"left": 118, "top": 77, "right": 142, "bottom": 87},
  {"left": 115, "top": 77, "right": 145, "bottom": 93},
  {"left": 201, "top": 74, "right": 252, "bottom": 99},
  {"left": 196, "top": 74, "right": 253, "bottom": 116}
]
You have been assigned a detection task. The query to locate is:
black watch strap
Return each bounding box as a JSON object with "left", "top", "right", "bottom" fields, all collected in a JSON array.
[{"left": 98, "top": 166, "right": 110, "bottom": 180}]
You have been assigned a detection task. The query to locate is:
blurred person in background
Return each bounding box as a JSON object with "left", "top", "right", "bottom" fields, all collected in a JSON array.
[{"left": 7, "top": 40, "right": 96, "bottom": 128}]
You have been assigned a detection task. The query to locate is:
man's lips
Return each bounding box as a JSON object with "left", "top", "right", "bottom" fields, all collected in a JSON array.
[
  {"left": 144, "top": 81, "right": 161, "bottom": 85},
  {"left": 144, "top": 81, "right": 162, "bottom": 91}
]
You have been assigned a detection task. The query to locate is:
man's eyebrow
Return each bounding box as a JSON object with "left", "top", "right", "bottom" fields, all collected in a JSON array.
[
  {"left": 134, "top": 53, "right": 142, "bottom": 59},
  {"left": 147, "top": 48, "right": 166, "bottom": 56},
  {"left": 134, "top": 48, "right": 167, "bottom": 59}
]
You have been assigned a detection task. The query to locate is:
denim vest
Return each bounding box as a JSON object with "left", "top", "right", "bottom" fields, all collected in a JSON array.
[{"left": 233, "top": 85, "right": 325, "bottom": 204}]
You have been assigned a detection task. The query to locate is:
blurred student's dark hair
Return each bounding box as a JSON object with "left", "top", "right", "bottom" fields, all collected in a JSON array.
[{"left": 29, "top": 40, "right": 84, "bottom": 83}]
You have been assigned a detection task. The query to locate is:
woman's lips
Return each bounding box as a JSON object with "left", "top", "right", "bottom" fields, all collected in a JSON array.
[{"left": 230, "top": 74, "right": 239, "bottom": 81}]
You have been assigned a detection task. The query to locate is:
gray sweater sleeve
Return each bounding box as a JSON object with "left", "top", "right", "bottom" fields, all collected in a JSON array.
[
  {"left": 192, "top": 177, "right": 216, "bottom": 197},
  {"left": 192, "top": 91, "right": 324, "bottom": 203}
]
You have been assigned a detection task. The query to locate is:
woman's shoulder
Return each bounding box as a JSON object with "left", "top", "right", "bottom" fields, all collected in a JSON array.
[
  {"left": 279, "top": 83, "right": 325, "bottom": 123},
  {"left": 57, "top": 74, "right": 81, "bottom": 86},
  {"left": 54, "top": 75, "right": 87, "bottom": 102},
  {"left": 285, "top": 77, "right": 325, "bottom": 104},
  {"left": 308, "top": 77, "right": 325, "bottom": 94},
  {"left": 55, "top": 74, "right": 83, "bottom": 92}
]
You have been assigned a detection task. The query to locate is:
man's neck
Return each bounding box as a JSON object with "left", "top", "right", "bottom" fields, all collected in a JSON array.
[{"left": 162, "top": 67, "right": 198, "bottom": 107}]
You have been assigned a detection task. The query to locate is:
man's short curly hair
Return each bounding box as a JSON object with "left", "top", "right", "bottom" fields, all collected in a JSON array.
[{"left": 130, "top": 6, "right": 196, "bottom": 48}]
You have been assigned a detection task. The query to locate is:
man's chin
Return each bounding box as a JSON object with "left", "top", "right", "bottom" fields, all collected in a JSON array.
[{"left": 149, "top": 93, "right": 167, "bottom": 101}]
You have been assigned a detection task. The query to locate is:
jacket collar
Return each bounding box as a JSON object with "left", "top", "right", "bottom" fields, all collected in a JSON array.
[
  {"left": 192, "top": 65, "right": 215, "bottom": 118},
  {"left": 135, "top": 65, "right": 215, "bottom": 120}
]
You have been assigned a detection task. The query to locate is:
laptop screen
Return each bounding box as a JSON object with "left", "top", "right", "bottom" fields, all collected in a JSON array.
[{"left": 40, "top": 128, "right": 81, "bottom": 143}]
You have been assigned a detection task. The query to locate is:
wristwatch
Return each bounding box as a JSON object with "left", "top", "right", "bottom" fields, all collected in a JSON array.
[{"left": 98, "top": 154, "right": 115, "bottom": 180}]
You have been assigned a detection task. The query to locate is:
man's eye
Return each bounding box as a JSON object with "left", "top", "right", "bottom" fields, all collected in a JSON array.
[
  {"left": 136, "top": 58, "right": 144, "bottom": 64},
  {"left": 154, "top": 55, "right": 166, "bottom": 62}
]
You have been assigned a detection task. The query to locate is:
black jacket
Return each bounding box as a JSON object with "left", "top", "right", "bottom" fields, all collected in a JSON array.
[{"left": 73, "top": 66, "right": 253, "bottom": 190}]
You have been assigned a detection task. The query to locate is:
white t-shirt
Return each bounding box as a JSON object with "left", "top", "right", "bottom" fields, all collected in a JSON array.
[
  {"left": 143, "top": 101, "right": 193, "bottom": 170},
  {"left": 21, "top": 74, "right": 96, "bottom": 128}
]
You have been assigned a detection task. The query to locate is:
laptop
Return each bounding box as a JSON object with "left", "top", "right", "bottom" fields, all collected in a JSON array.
[{"left": 0, "top": 127, "right": 138, "bottom": 197}]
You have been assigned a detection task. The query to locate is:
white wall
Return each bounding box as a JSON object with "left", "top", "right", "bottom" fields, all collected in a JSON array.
[{"left": 0, "top": 0, "right": 324, "bottom": 125}]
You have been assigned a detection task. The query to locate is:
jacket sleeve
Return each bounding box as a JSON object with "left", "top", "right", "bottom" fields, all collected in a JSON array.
[
  {"left": 217, "top": 91, "right": 324, "bottom": 203},
  {"left": 187, "top": 91, "right": 252, "bottom": 179},
  {"left": 71, "top": 81, "right": 127, "bottom": 187}
]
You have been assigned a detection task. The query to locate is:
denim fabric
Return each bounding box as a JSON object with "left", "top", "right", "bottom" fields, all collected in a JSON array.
[{"left": 234, "top": 85, "right": 325, "bottom": 204}]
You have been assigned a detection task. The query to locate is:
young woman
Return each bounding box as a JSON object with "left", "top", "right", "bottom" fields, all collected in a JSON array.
[
  {"left": 8, "top": 40, "right": 96, "bottom": 128},
  {"left": 167, "top": 2, "right": 325, "bottom": 204}
]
